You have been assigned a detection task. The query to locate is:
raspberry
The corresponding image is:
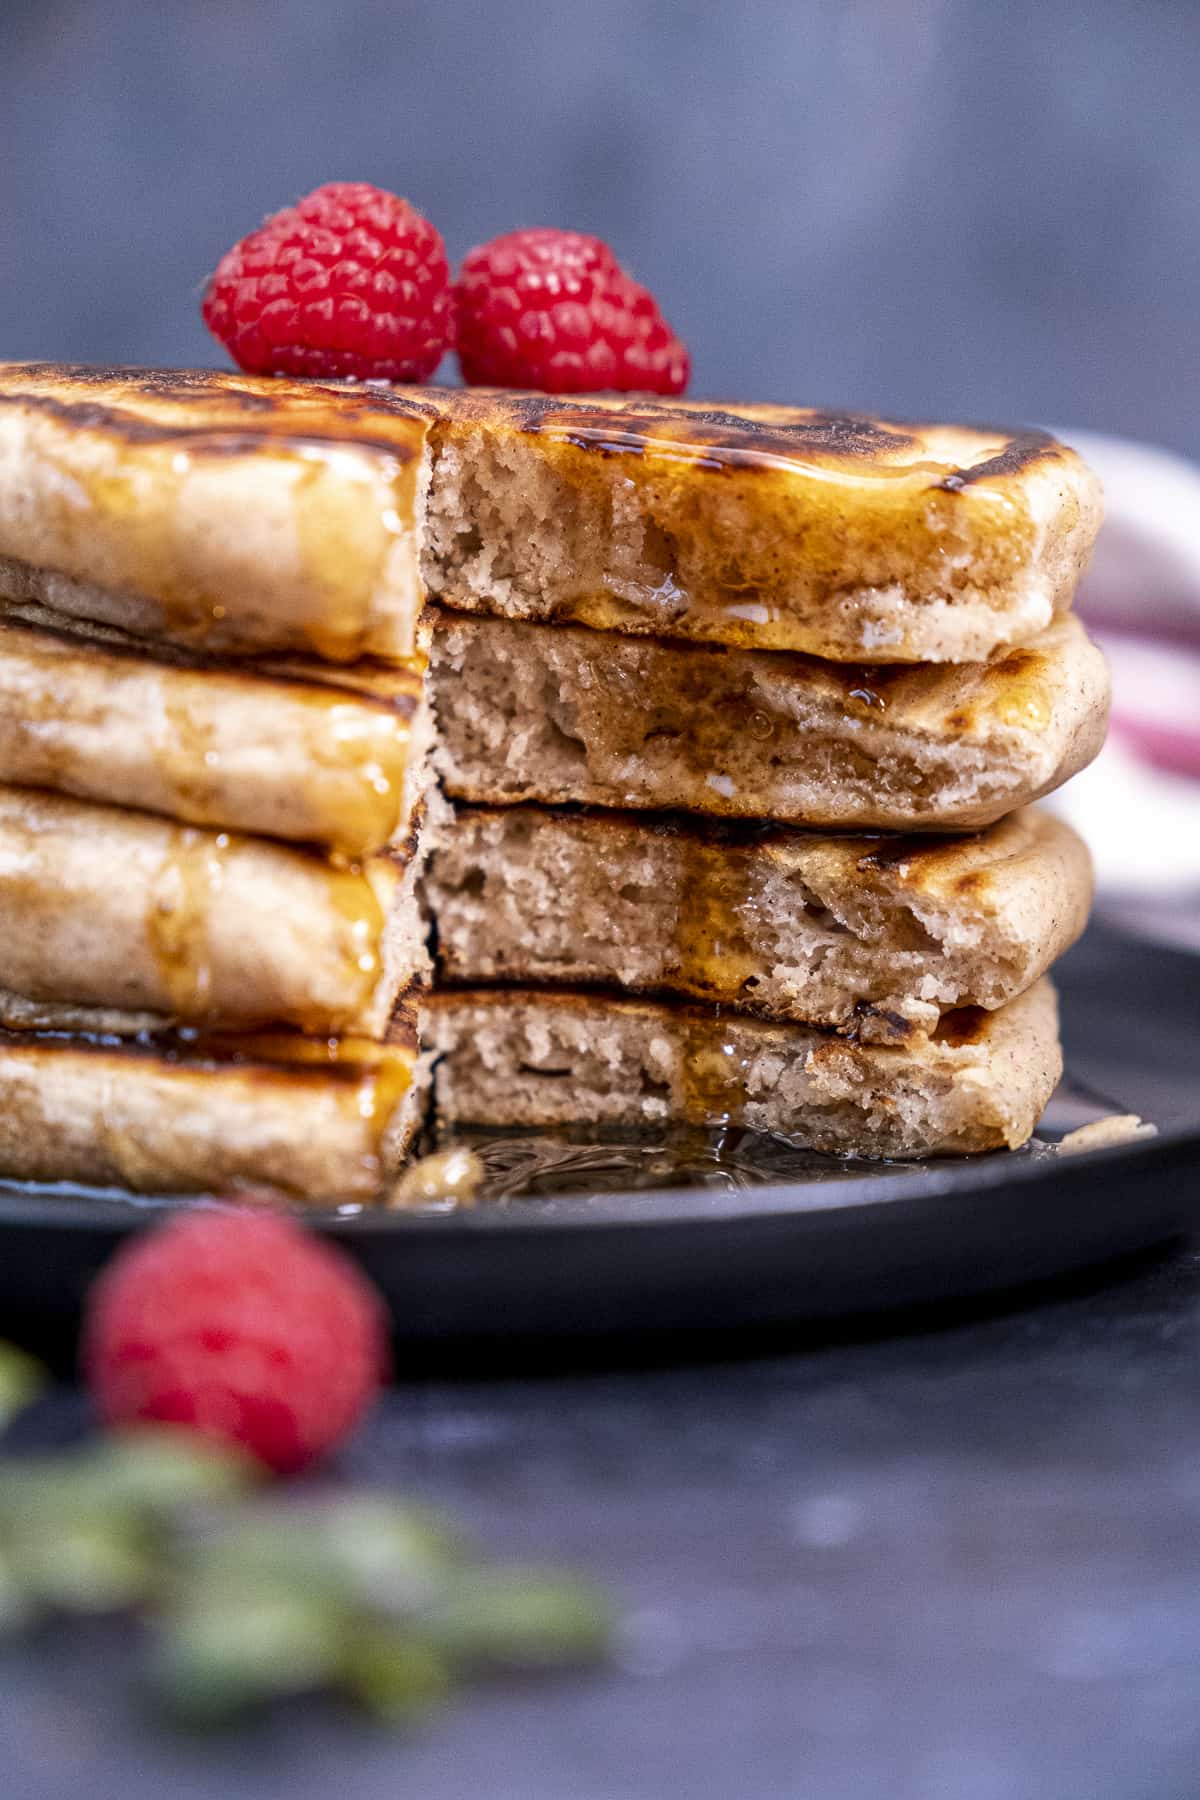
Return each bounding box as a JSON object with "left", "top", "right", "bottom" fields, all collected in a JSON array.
[
  {"left": 202, "top": 181, "right": 454, "bottom": 382},
  {"left": 82, "top": 1210, "right": 389, "bottom": 1474},
  {"left": 456, "top": 228, "right": 689, "bottom": 395}
]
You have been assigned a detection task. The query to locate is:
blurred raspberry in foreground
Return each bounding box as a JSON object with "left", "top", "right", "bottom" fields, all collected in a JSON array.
[{"left": 82, "top": 1209, "right": 389, "bottom": 1473}]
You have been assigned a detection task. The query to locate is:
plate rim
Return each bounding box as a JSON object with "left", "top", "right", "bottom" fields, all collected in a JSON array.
[{"left": 0, "top": 1115, "right": 1195, "bottom": 1239}]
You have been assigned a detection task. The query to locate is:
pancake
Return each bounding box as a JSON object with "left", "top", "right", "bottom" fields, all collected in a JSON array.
[
  {"left": 429, "top": 609, "right": 1109, "bottom": 831},
  {"left": 0, "top": 364, "right": 1099, "bottom": 1183},
  {"left": 0, "top": 1022, "right": 424, "bottom": 1201},
  {"left": 424, "top": 979, "right": 1061, "bottom": 1158},
  {"left": 0, "top": 616, "right": 430, "bottom": 855},
  {"left": 0, "top": 363, "right": 430, "bottom": 661},
  {"left": 426, "top": 804, "right": 1091, "bottom": 1040},
  {"left": 0, "top": 786, "right": 425, "bottom": 1036},
  {"left": 0, "top": 367, "right": 1101, "bottom": 665},
  {"left": 411, "top": 387, "right": 1102, "bottom": 661}
]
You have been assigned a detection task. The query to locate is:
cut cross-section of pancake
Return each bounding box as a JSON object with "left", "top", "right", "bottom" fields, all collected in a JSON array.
[
  {"left": 430, "top": 609, "right": 1109, "bottom": 832},
  {"left": 425, "top": 980, "right": 1061, "bottom": 1158},
  {"left": 0, "top": 368, "right": 1102, "bottom": 666},
  {"left": 0, "top": 616, "right": 431, "bottom": 855},
  {"left": 411, "top": 388, "right": 1102, "bottom": 661},
  {"left": 426, "top": 804, "right": 1091, "bottom": 1040},
  {"left": 0, "top": 363, "right": 432, "bottom": 661},
  {"left": 0, "top": 1021, "right": 425, "bottom": 1201},
  {"left": 0, "top": 787, "right": 426, "bottom": 1036}
]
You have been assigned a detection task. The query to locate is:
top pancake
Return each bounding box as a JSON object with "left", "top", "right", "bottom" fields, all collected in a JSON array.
[
  {"left": 0, "top": 365, "right": 1102, "bottom": 662},
  {"left": 410, "top": 387, "right": 1103, "bottom": 661},
  {"left": 0, "top": 363, "right": 430, "bottom": 662}
]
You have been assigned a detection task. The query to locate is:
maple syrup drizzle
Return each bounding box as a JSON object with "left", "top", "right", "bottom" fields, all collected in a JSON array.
[
  {"left": 663, "top": 819, "right": 760, "bottom": 1124},
  {"left": 140, "top": 829, "right": 385, "bottom": 1027},
  {"left": 11, "top": 390, "right": 425, "bottom": 662},
  {"left": 159, "top": 683, "right": 219, "bottom": 818},
  {"left": 144, "top": 827, "right": 233, "bottom": 1016},
  {"left": 668, "top": 825, "right": 760, "bottom": 1008},
  {"left": 677, "top": 1003, "right": 754, "bottom": 1129}
]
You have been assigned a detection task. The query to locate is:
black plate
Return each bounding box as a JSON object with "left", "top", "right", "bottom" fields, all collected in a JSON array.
[{"left": 1, "top": 924, "right": 1197, "bottom": 1349}]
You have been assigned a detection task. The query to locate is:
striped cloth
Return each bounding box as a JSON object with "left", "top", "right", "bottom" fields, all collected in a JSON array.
[{"left": 1046, "top": 430, "right": 1200, "bottom": 948}]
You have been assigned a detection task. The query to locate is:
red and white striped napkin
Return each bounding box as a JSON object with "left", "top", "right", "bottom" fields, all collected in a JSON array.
[{"left": 1047, "top": 430, "right": 1200, "bottom": 947}]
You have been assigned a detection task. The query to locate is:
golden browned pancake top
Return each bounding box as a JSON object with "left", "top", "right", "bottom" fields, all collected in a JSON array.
[
  {"left": 409, "top": 386, "right": 1069, "bottom": 486},
  {"left": 0, "top": 362, "right": 430, "bottom": 460},
  {"left": 0, "top": 363, "right": 432, "bottom": 662}
]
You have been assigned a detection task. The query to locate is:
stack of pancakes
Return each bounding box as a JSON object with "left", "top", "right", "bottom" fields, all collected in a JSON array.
[
  {"left": 0, "top": 365, "right": 439, "bottom": 1199},
  {"left": 0, "top": 365, "right": 1108, "bottom": 1197},
  {"left": 417, "top": 393, "right": 1107, "bottom": 1156}
]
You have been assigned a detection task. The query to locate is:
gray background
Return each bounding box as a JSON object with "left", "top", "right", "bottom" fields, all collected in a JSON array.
[{"left": 2, "top": 0, "right": 1197, "bottom": 453}]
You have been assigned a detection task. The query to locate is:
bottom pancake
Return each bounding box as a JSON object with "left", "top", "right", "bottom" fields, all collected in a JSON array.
[
  {"left": 424, "top": 981, "right": 1060, "bottom": 1158},
  {"left": 0, "top": 1024, "right": 425, "bottom": 1202}
]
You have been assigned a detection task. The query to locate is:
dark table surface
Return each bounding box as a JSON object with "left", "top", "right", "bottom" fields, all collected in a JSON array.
[{"left": 6, "top": 1234, "right": 1200, "bottom": 1800}]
